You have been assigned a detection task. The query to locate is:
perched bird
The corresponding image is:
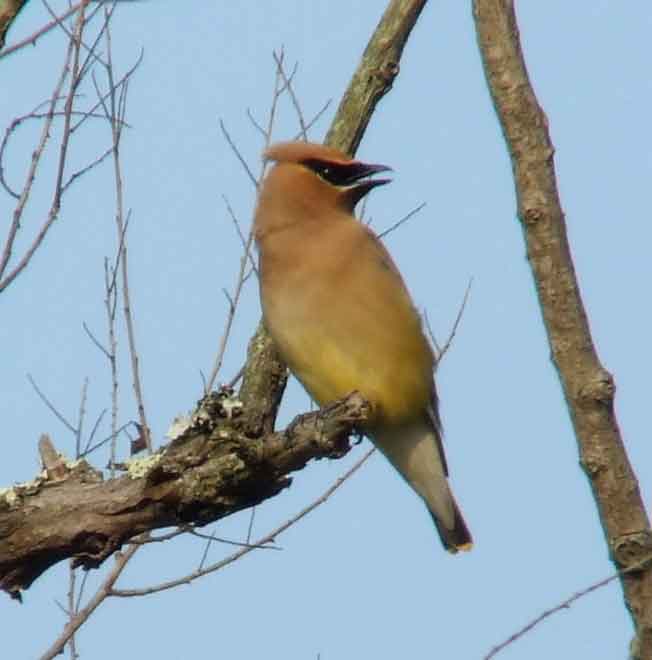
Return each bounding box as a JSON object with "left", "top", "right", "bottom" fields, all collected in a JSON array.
[{"left": 254, "top": 141, "right": 472, "bottom": 552}]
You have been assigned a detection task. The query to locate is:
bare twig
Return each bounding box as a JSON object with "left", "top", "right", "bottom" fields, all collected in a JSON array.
[
  {"left": 40, "top": 544, "right": 140, "bottom": 660},
  {"left": 222, "top": 194, "right": 258, "bottom": 275},
  {"left": 40, "top": 13, "right": 141, "bottom": 654},
  {"left": 41, "top": 0, "right": 109, "bottom": 72},
  {"left": 75, "top": 378, "right": 89, "bottom": 459},
  {"left": 219, "top": 120, "right": 258, "bottom": 188},
  {"left": 81, "top": 421, "right": 132, "bottom": 458},
  {"left": 73, "top": 48, "right": 142, "bottom": 134},
  {"left": 27, "top": 374, "right": 76, "bottom": 434},
  {"left": 0, "top": 110, "right": 126, "bottom": 199},
  {"left": 0, "top": 37, "right": 74, "bottom": 285},
  {"left": 188, "top": 527, "right": 280, "bottom": 551},
  {"left": 245, "top": 507, "right": 256, "bottom": 544},
  {"left": 0, "top": 2, "right": 108, "bottom": 293},
  {"left": 62, "top": 145, "right": 113, "bottom": 193},
  {"left": 246, "top": 108, "right": 266, "bottom": 138},
  {"left": 82, "top": 408, "right": 107, "bottom": 456},
  {"left": 74, "top": 571, "right": 90, "bottom": 622},
  {"left": 0, "top": 1, "right": 85, "bottom": 60},
  {"left": 204, "top": 202, "right": 257, "bottom": 393},
  {"left": 98, "top": 12, "right": 150, "bottom": 453},
  {"left": 425, "top": 278, "right": 473, "bottom": 367},
  {"left": 272, "top": 51, "right": 308, "bottom": 140},
  {"left": 103, "top": 258, "right": 119, "bottom": 471},
  {"left": 291, "top": 98, "right": 332, "bottom": 142},
  {"left": 484, "top": 554, "right": 652, "bottom": 659},
  {"left": 378, "top": 202, "right": 426, "bottom": 239},
  {"left": 66, "top": 560, "right": 79, "bottom": 660},
  {"left": 206, "top": 52, "right": 290, "bottom": 392},
  {"left": 82, "top": 321, "right": 110, "bottom": 359}
]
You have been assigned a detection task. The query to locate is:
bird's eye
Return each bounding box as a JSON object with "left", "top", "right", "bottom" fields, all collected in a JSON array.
[{"left": 303, "top": 159, "right": 347, "bottom": 184}]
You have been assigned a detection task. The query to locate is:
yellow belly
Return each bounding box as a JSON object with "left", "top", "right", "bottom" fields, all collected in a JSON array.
[{"left": 265, "top": 303, "right": 433, "bottom": 426}]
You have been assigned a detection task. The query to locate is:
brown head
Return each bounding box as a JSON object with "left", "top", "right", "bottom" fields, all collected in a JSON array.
[{"left": 255, "top": 141, "right": 392, "bottom": 239}]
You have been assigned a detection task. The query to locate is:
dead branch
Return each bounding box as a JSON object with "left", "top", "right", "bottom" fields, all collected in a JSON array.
[{"left": 0, "top": 389, "right": 370, "bottom": 600}]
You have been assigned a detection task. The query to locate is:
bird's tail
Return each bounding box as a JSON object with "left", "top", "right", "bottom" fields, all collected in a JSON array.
[
  {"left": 428, "top": 488, "right": 473, "bottom": 553},
  {"left": 373, "top": 419, "right": 472, "bottom": 553}
]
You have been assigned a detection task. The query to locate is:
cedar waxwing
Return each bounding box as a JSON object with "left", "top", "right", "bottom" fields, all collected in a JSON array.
[{"left": 254, "top": 141, "right": 472, "bottom": 553}]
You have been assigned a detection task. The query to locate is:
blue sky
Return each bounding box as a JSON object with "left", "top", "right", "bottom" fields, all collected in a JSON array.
[{"left": 2, "top": 2, "right": 651, "bottom": 658}]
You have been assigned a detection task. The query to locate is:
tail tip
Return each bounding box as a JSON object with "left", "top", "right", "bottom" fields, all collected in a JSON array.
[{"left": 446, "top": 541, "right": 473, "bottom": 554}]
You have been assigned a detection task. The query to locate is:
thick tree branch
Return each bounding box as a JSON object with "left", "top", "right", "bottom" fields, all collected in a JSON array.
[
  {"left": 473, "top": 1, "right": 652, "bottom": 656},
  {"left": 0, "top": 390, "right": 370, "bottom": 599},
  {"left": 325, "top": 0, "right": 427, "bottom": 155}
]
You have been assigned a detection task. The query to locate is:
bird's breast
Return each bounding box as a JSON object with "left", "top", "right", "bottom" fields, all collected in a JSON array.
[{"left": 259, "top": 231, "right": 434, "bottom": 425}]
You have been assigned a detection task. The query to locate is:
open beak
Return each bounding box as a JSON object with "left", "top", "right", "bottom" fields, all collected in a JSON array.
[
  {"left": 345, "top": 161, "right": 393, "bottom": 206},
  {"left": 345, "top": 161, "right": 392, "bottom": 185}
]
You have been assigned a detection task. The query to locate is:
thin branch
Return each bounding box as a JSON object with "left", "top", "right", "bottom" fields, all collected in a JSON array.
[
  {"left": 197, "top": 527, "right": 213, "bottom": 572},
  {"left": 98, "top": 13, "right": 150, "bottom": 453},
  {"left": 101, "top": 256, "right": 119, "bottom": 470},
  {"left": 0, "top": 110, "right": 127, "bottom": 199},
  {"left": 227, "top": 364, "right": 245, "bottom": 389},
  {"left": 82, "top": 408, "right": 107, "bottom": 456},
  {"left": 272, "top": 51, "right": 308, "bottom": 140},
  {"left": 204, "top": 197, "right": 258, "bottom": 393},
  {"left": 205, "top": 54, "right": 288, "bottom": 392},
  {"left": 291, "top": 98, "right": 332, "bottom": 141},
  {"left": 27, "top": 374, "right": 76, "bottom": 434},
  {"left": 0, "top": 1, "right": 85, "bottom": 60},
  {"left": 484, "top": 554, "right": 652, "bottom": 659},
  {"left": 0, "top": 41, "right": 74, "bottom": 283},
  {"left": 81, "top": 421, "right": 132, "bottom": 458},
  {"left": 245, "top": 507, "right": 256, "bottom": 544},
  {"left": 221, "top": 194, "right": 258, "bottom": 275},
  {"left": 82, "top": 321, "right": 110, "bottom": 359},
  {"left": 39, "top": 544, "right": 140, "bottom": 660},
  {"left": 74, "top": 571, "right": 90, "bottom": 619},
  {"left": 219, "top": 120, "right": 258, "bottom": 188},
  {"left": 378, "top": 201, "right": 426, "bottom": 239},
  {"left": 188, "top": 528, "right": 280, "bottom": 552},
  {"left": 425, "top": 278, "right": 473, "bottom": 367},
  {"left": 107, "top": 210, "right": 131, "bottom": 299},
  {"left": 246, "top": 108, "right": 266, "bottom": 138},
  {"left": 72, "top": 48, "right": 143, "bottom": 135},
  {"left": 62, "top": 145, "right": 113, "bottom": 193},
  {"left": 66, "top": 561, "right": 79, "bottom": 660},
  {"left": 75, "top": 378, "right": 89, "bottom": 459},
  {"left": 41, "top": 0, "right": 108, "bottom": 72},
  {"left": 136, "top": 528, "right": 188, "bottom": 544},
  {"left": 0, "top": 1, "right": 94, "bottom": 293}
]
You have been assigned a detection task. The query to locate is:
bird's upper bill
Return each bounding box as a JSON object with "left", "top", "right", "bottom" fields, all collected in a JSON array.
[{"left": 264, "top": 141, "right": 392, "bottom": 193}]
